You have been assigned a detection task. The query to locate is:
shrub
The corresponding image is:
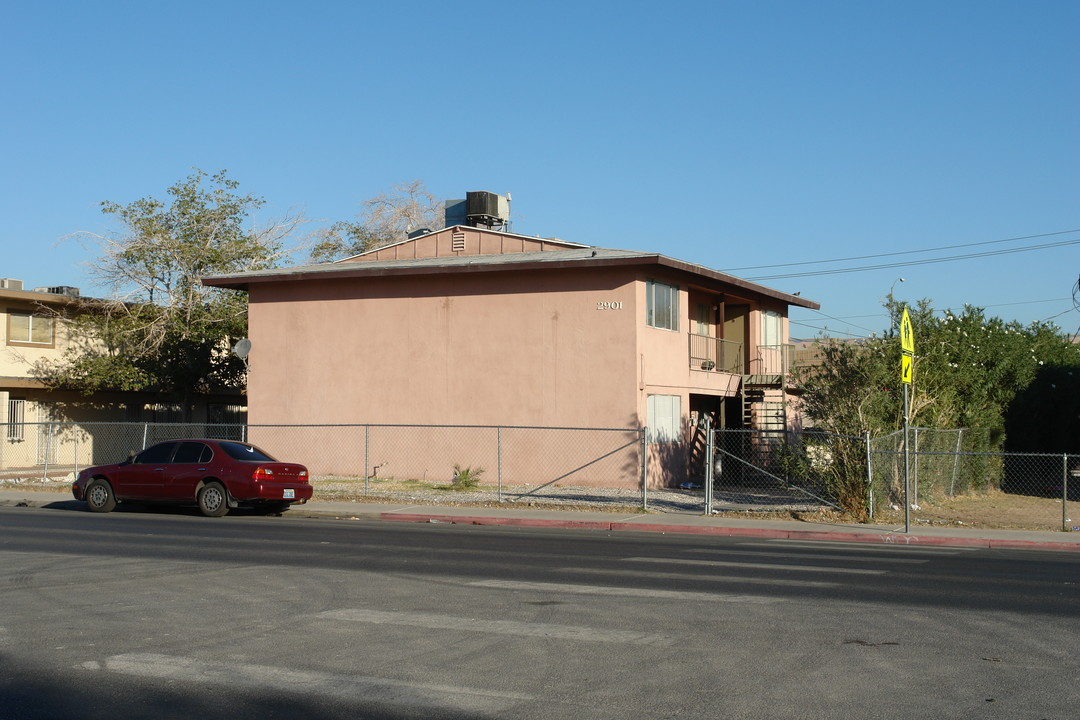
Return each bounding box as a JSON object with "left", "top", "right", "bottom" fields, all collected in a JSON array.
[{"left": 450, "top": 464, "right": 484, "bottom": 491}]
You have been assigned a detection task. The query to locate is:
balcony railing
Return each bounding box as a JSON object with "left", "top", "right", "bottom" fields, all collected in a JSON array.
[
  {"left": 689, "top": 337, "right": 804, "bottom": 378},
  {"left": 754, "top": 343, "right": 794, "bottom": 376},
  {"left": 688, "top": 333, "right": 744, "bottom": 374}
]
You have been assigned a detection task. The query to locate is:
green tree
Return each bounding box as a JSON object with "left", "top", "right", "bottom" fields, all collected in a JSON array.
[
  {"left": 309, "top": 180, "right": 443, "bottom": 262},
  {"left": 795, "top": 298, "right": 1078, "bottom": 514},
  {"left": 35, "top": 169, "right": 301, "bottom": 421}
]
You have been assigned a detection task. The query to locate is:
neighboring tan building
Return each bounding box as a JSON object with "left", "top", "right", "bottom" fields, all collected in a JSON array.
[
  {"left": 204, "top": 216, "right": 819, "bottom": 488},
  {"left": 0, "top": 280, "right": 244, "bottom": 473}
]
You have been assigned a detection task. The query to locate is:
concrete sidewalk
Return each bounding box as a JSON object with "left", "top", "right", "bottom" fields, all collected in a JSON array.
[{"left": 4, "top": 488, "right": 1080, "bottom": 552}]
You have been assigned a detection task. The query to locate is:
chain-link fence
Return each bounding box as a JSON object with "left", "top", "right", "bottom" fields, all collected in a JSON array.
[
  {"left": 3, "top": 420, "right": 1077, "bottom": 528},
  {"left": 0, "top": 421, "right": 648, "bottom": 509},
  {"left": 706, "top": 426, "right": 1078, "bottom": 531},
  {"left": 705, "top": 427, "right": 854, "bottom": 514}
]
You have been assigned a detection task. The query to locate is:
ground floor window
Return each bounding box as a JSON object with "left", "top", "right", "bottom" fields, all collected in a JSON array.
[
  {"left": 6, "top": 398, "right": 25, "bottom": 441},
  {"left": 647, "top": 394, "right": 682, "bottom": 444}
]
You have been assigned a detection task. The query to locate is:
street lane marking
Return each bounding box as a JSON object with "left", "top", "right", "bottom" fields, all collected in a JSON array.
[
  {"left": 623, "top": 557, "right": 887, "bottom": 575},
  {"left": 469, "top": 579, "right": 784, "bottom": 603},
  {"left": 317, "top": 608, "right": 676, "bottom": 646},
  {"left": 683, "top": 549, "right": 930, "bottom": 564},
  {"left": 79, "top": 653, "right": 532, "bottom": 713},
  {"left": 740, "top": 540, "right": 978, "bottom": 553},
  {"left": 558, "top": 567, "right": 841, "bottom": 588}
]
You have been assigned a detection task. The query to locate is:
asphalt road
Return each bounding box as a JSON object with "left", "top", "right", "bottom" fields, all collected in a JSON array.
[{"left": 2, "top": 504, "right": 1079, "bottom": 719}]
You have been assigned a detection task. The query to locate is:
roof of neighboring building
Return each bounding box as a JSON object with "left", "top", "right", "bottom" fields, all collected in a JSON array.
[{"left": 204, "top": 232, "right": 820, "bottom": 310}]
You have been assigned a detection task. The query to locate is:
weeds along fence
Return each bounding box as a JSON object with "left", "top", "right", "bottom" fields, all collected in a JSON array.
[
  {"left": 0, "top": 421, "right": 647, "bottom": 505},
  {"left": 712, "top": 427, "right": 1078, "bottom": 530}
]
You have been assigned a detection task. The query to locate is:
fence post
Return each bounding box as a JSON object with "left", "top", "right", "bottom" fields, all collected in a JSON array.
[
  {"left": 364, "top": 425, "right": 370, "bottom": 496},
  {"left": 641, "top": 428, "right": 648, "bottom": 511},
  {"left": 142, "top": 423, "right": 149, "bottom": 451},
  {"left": 912, "top": 427, "right": 920, "bottom": 508},
  {"left": 950, "top": 429, "right": 963, "bottom": 496},
  {"left": 74, "top": 424, "right": 80, "bottom": 477},
  {"left": 1064, "top": 454, "right": 1069, "bottom": 533},
  {"left": 704, "top": 416, "right": 714, "bottom": 516},
  {"left": 497, "top": 426, "right": 503, "bottom": 503},
  {"left": 41, "top": 422, "right": 52, "bottom": 481},
  {"left": 865, "top": 431, "right": 874, "bottom": 519}
]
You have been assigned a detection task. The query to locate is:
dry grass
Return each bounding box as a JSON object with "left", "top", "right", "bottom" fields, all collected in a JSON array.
[{"left": 869, "top": 489, "right": 1075, "bottom": 532}]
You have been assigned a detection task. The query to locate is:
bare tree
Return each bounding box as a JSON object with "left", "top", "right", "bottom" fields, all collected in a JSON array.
[{"left": 310, "top": 180, "right": 444, "bottom": 262}]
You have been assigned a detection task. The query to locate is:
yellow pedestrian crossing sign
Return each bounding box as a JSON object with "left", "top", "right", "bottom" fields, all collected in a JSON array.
[
  {"left": 900, "top": 307, "right": 914, "bottom": 355},
  {"left": 901, "top": 354, "right": 913, "bottom": 385}
]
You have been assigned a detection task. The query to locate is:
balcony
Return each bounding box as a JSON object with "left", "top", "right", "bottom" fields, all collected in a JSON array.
[
  {"left": 688, "top": 333, "right": 744, "bottom": 374},
  {"left": 689, "top": 336, "right": 801, "bottom": 381}
]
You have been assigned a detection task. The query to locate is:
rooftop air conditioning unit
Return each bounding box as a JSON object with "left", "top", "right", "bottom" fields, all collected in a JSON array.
[
  {"left": 0, "top": 278, "right": 24, "bottom": 290},
  {"left": 35, "top": 286, "right": 80, "bottom": 297},
  {"left": 465, "top": 191, "right": 510, "bottom": 228}
]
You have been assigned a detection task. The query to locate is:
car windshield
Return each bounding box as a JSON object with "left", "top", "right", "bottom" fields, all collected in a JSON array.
[{"left": 218, "top": 442, "right": 277, "bottom": 462}]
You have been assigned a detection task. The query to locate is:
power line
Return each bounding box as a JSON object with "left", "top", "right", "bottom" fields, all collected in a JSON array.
[
  {"left": 747, "top": 237, "right": 1075, "bottom": 280},
  {"left": 722, "top": 228, "right": 1080, "bottom": 272}
]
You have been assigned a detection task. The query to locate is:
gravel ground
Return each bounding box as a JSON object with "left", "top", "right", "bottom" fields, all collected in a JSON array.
[
  {"left": 1, "top": 475, "right": 828, "bottom": 516},
  {"left": 312, "top": 478, "right": 828, "bottom": 515}
]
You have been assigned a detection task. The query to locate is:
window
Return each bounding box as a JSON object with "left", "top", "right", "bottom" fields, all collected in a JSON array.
[
  {"left": 694, "top": 303, "right": 711, "bottom": 335},
  {"left": 7, "top": 310, "right": 54, "bottom": 346},
  {"left": 647, "top": 394, "right": 682, "bottom": 444},
  {"left": 762, "top": 310, "right": 782, "bottom": 347},
  {"left": 135, "top": 442, "right": 178, "bottom": 464},
  {"left": 7, "top": 398, "right": 25, "bottom": 441},
  {"left": 646, "top": 280, "right": 679, "bottom": 331},
  {"left": 173, "top": 442, "right": 213, "bottom": 464}
]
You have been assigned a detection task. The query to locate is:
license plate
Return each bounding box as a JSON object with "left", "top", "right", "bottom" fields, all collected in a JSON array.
[{"left": 283, "top": 489, "right": 295, "bottom": 499}]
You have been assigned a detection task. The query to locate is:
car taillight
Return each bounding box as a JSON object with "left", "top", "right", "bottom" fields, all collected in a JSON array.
[
  {"left": 253, "top": 467, "right": 274, "bottom": 481},
  {"left": 299, "top": 470, "right": 308, "bottom": 481}
]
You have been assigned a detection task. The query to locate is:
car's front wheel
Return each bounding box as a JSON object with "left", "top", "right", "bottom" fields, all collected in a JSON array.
[
  {"left": 85, "top": 480, "right": 117, "bottom": 513},
  {"left": 197, "top": 482, "right": 229, "bottom": 518}
]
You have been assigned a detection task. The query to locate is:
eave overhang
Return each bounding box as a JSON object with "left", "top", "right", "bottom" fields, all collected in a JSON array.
[{"left": 203, "top": 248, "right": 820, "bottom": 310}]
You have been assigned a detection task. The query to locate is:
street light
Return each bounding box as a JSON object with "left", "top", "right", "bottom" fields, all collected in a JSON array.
[{"left": 886, "top": 277, "right": 906, "bottom": 333}]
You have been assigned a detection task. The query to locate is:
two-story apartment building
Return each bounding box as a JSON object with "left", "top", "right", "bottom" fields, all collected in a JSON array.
[
  {"left": 204, "top": 222, "right": 819, "bottom": 487},
  {"left": 1, "top": 280, "right": 245, "bottom": 473}
]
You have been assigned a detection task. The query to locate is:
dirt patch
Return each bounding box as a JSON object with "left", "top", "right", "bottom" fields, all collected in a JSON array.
[{"left": 869, "top": 490, "right": 1076, "bottom": 532}]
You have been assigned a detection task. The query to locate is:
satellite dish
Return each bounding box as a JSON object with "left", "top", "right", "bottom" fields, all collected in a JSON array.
[{"left": 232, "top": 338, "right": 251, "bottom": 359}]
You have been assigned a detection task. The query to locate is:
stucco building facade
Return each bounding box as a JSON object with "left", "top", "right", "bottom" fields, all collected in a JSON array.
[{"left": 206, "top": 225, "right": 818, "bottom": 488}]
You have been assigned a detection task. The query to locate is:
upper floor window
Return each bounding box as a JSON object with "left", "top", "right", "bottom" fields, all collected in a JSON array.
[
  {"left": 646, "top": 280, "right": 679, "bottom": 331},
  {"left": 7, "top": 310, "right": 54, "bottom": 346},
  {"left": 762, "top": 310, "right": 782, "bottom": 347}
]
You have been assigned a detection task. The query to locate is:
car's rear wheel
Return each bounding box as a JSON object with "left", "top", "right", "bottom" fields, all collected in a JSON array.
[
  {"left": 85, "top": 480, "right": 116, "bottom": 513},
  {"left": 197, "top": 482, "right": 229, "bottom": 518}
]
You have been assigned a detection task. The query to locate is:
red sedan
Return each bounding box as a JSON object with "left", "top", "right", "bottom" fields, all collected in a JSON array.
[{"left": 72, "top": 439, "right": 313, "bottom": 517}]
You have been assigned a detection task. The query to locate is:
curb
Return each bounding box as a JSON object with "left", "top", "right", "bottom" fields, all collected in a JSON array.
[{"left": 379, "top": 512, "right": 1080, "bottom": 551}]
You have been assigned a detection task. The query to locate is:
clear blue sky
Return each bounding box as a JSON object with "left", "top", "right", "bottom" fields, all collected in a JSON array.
[{"left": 4, "top": 1, "right": 1077, "bottom": 340}]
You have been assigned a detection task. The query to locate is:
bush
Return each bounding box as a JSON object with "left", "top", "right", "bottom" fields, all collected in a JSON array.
[{"left": 450, "top": 464, "right": 484, "bottom": 491}]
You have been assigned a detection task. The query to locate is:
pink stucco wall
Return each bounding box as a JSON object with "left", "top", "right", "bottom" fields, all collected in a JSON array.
[{"left": 246, "top": 266, "right": 640, "bottom": 429}]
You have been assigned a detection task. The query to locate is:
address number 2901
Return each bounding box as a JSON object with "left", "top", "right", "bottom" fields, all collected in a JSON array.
[{"left": 596, "top": 301, "right": 623, "bottom": 310}]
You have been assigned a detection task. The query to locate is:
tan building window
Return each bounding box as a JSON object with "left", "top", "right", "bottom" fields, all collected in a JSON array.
[
  {"left": 7, "top": 398, "right": 25, "bottom": 441},
  {"left": 7, "top": 310, "right": 54, "bottom": 346}
]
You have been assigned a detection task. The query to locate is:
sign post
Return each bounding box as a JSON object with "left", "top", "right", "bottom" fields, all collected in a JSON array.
[{"left": 899, "top": 307, "right": 914, "bottom": 533}]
